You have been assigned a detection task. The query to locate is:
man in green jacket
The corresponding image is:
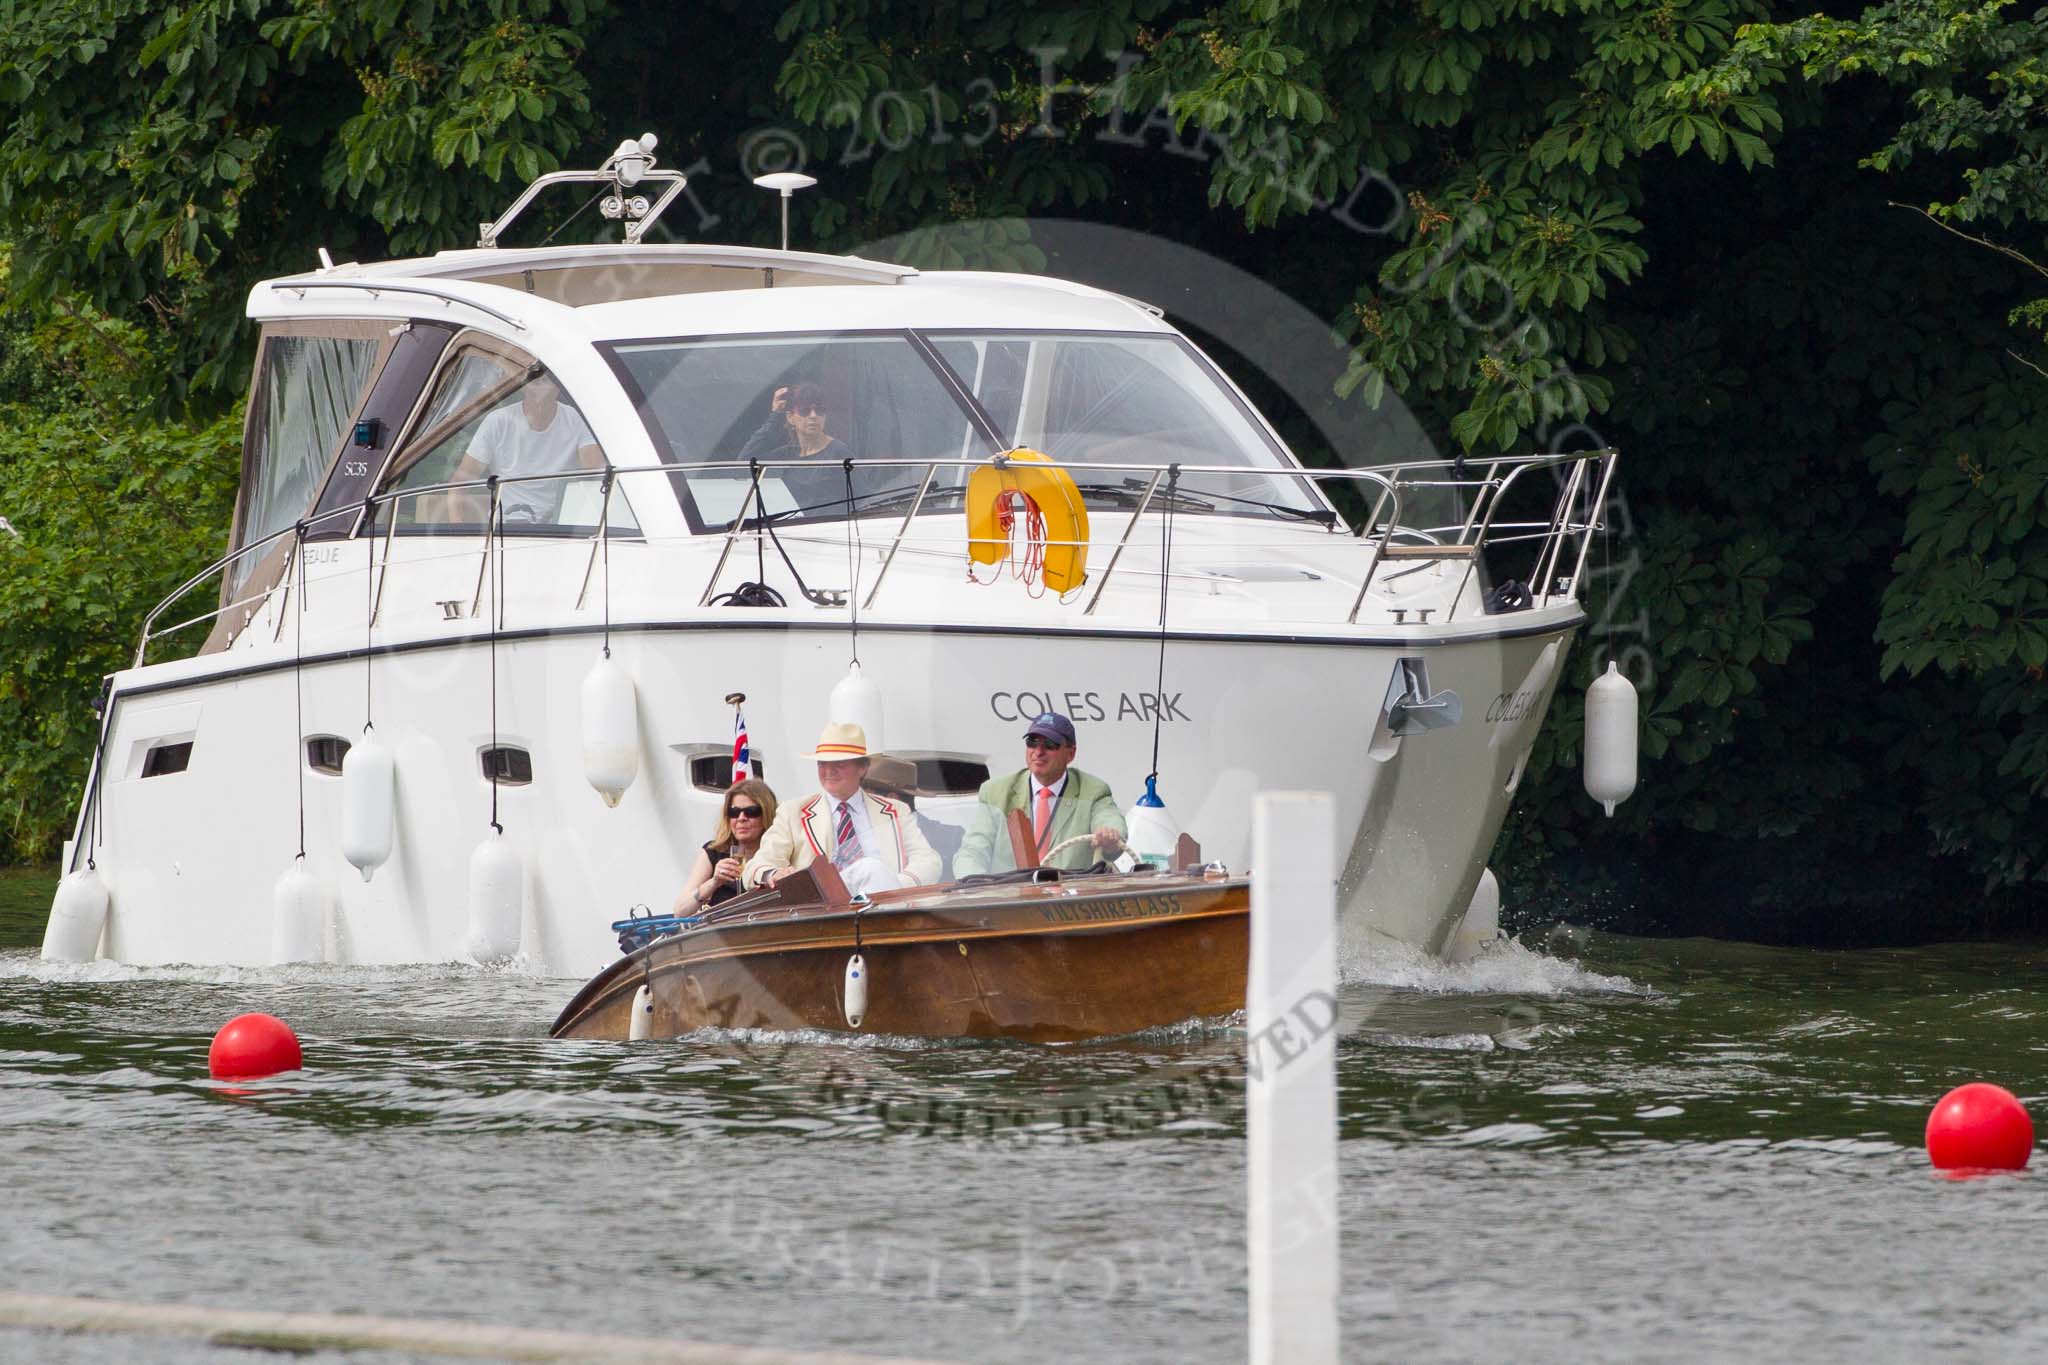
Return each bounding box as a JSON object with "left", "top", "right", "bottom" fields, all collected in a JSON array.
[{"left": 954, "top": 712, "right": 1126, "bottom": 876}]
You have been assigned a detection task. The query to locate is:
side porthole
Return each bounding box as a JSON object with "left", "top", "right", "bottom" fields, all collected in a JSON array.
[
  {"left": 874, "top": 753, "right": 991, "bottom": 798},
  {"left": 482, "top": 746, "right": 533, "bottom": 786},
  {"left": 689, "top": 754, "right": 764, "bottom": 791},
  {"left": 141, "top": 742, "right": 193, "bottom": 778},
  {"left": 306, "top": 735, "right": 352, "bottom": 776}
]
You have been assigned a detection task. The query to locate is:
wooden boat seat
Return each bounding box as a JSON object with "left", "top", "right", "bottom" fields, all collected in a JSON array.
[{"left": 1008, "top": 808, "right": 1041, "bottom": 869}]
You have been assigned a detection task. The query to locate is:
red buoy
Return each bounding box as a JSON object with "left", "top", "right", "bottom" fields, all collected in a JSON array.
[
  {"left": 208, "top": 1013, "right": 303, "bottom": 1080},
  {"left": 1926, "top": 1082, "right": 2034, "bottom": 1172}
]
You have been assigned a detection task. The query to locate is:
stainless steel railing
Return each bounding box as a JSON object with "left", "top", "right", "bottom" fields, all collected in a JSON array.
[{"left": 134, "top": 449, "right": 1615, "bottom": 667}]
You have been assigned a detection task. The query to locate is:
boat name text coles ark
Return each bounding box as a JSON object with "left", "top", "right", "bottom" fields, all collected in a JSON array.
[
  {"left": 1485, "top": 686, "right": 1547, "bottom": 724},
  {"left": 1036, "top": 893, "right": 1189, "bottom": 925},
  {"left": 990, "top": 690, "right": 1190, "bottom": 724}
]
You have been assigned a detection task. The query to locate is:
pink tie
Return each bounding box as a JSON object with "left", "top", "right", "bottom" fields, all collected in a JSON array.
[{"left": 1034, "top": 786, "right": 1053, "bottom": 846}]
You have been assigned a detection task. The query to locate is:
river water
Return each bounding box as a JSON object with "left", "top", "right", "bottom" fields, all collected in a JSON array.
[{"left": 2, "top": 867, "right": 2044, "bottom": 1363}]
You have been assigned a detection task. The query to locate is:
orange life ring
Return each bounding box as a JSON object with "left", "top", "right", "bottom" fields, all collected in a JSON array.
[{"left": 965, "top": 449, "right": 1090, "bottom": 593}]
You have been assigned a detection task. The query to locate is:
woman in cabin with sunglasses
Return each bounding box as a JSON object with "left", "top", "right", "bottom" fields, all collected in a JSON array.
[
  {"left": 675, "top": 779, "right": 779, "bottom": 913},
  {"left": 736, "top": 381, "right": 861, "bottom": 516}
]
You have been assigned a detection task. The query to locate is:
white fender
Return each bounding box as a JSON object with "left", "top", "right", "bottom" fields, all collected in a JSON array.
[
  {"left": 1124, "top": 775, "right": 1180, "bottom": 871},
  {"left": 629, "top": 983, "right": 654, "bottom": 1041},
  {"left": 1583, "top": 660, "right": 1639, "bottom": 816},
  {"left": 340, "top": 725, "right": 395, "bottom": 882},
  {"left": 829, "top": 661, "right": 884, "bottom": 755},
  {"left": 41, "top": 867, "right": 110, "bottom": 963},
  {"left": 271, "top": 857, "right": 329, "bottom": 964},
  {"left": 580, "top": 654, "right": 640, "bottom": 808},
  {"left": 843, "top": 953, "right": 868, "bottom": 1029},
  {"left": 465, "top": 828, "right": 524, "bottom": 963}
]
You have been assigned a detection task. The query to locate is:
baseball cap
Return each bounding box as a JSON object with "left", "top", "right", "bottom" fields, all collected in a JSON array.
[{"left": 1022, "top": 712, "right": 1077, "bottom": 747}]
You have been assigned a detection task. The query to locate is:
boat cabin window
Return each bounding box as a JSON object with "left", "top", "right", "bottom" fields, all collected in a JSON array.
[
  {"left": 603, "top": 334, "right": 996, "bottom": 531},
  {"left": 873, "top": 753, "right": 991, "bottom": 798},
  {"left": 305, "top": 736, "right": 351, "bottom": 775},
  {"left": 926, "top": 332, "right": 1327, "bottom": 523},
  {"left": 376, "top": 345, "right": 637, "bottom": 536},
  {"left": 688, "top": 754, "right": 765, "bottom": 790},
  {"left": 481, "top": 746, "right": 533, "bottom": 785},
  {"left": 230, "top": 327, "right": 381, "bottom": 590},
  {"left": 141, "top": 741, "right": 193, "bottom": 778}
]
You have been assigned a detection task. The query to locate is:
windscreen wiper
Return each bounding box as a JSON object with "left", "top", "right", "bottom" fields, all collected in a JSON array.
[
  {"left": 714, "top": 480, "right": 961, "bottom": 535},
  {"left": 1083, "top": 477, "right": 1337, "bottom": 525},
  {"left": 837, "top": 482, "right": 968, "bottom": 519},
  {"left": 1188, "top": 488, "right": 1339, "bottom": 525},
  {"left": 1071, "top": 480, "right": 1219, "bottom": 515}
]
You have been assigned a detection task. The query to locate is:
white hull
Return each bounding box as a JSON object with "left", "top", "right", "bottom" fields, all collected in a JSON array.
[
  {"left": 62, "top": 532, "right": 1577, "bottom": 973},
  {"left": 48, "top": 215, "right": 1613, "bottom": 974}
]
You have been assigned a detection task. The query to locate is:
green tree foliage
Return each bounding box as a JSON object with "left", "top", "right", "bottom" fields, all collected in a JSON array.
[
  {"left": 0, "top": 0, "right": 606, "bottom": 405},
  {"left": 0, "top": 251, "right": 238, "bottom": 864},
  {"left": 1680, "top": 1, "right": 2048, "bottom": 384},
  {"left": 1646, "top": 0, "right": 2048, "bottom": 905}
]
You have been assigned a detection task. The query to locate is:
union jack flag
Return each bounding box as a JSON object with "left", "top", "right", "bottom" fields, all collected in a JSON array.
[{"left": 731, "top": 703, "right": 750, "bottom": 782}]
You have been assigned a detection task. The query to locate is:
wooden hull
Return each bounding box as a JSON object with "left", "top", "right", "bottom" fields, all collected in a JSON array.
[{"left": 550, "top": 873, "right": 1249, "bottom": 1044}]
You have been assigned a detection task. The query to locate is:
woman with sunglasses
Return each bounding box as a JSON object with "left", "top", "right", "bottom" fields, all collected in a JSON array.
[
  {"left": 674, "top": 778, "right": 779, "bottom": 913},
  {"left": 736, "top": 381, "right": 860, "bottom": 516}
]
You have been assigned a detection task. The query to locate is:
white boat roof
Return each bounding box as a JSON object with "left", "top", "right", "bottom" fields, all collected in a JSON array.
[{"left": 253, "top": 243, "right": 1167, "bottom": 338}]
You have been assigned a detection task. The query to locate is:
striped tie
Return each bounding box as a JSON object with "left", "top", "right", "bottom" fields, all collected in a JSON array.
[{"left": 834, "top": 800, "right": 858, "bottom": 868}]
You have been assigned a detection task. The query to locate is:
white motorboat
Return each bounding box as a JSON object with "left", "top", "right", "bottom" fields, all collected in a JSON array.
[{"left": 42, "top": 136, "right": 1614, "bottom": 971}]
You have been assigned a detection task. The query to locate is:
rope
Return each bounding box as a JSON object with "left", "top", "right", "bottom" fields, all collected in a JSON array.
[
  {"left": 293, "top": 522, "right": 307, "bottom": 860},
  {"left": 751, "top": 459, "right": 767, "bottom": 585},
  {"left": 600, "top": 466, "right": 613, "bottom": 660},
  {"left": 536, "top": 187, "right": 608, "bottom": 248},
  {"left": 1009, "top": 496, "right": 1048, "bottom": 598},
  {"left": 362, "top": 497, "right": 375, "bottom": 730},
  {"left": 1149, "top": 467, "right": 1180, "bottom": 783},
  {"left": 85, "top": 682, "right": 111, "bottom": 871},
  {"left": 843, "top": 458, "right": 860, "bottom": 664},
  {"left": 1045, "top": 829, "right": 1124, "bottom": 861},
  {"left": 1600, "top": 460, "right": 1612, "bottom": 657},
  {"left": 488, "top": 484, "right": 503, "bottom": 834}
]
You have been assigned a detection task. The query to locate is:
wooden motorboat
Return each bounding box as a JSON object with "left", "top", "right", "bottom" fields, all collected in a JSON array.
[{"left": 551, "top": 822, "right": 1247, "bottom": 1044}]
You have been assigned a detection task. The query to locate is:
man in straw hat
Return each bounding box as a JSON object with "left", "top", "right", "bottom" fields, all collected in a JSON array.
[{"left": 744, "top": 722, "right": 940, "bottom": 896}]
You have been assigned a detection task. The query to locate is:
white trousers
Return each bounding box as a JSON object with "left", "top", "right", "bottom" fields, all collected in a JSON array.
[{"left": 839, "top": 856, "right": 902, "bottom": 896}]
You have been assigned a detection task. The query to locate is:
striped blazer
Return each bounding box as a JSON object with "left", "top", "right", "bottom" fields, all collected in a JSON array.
[{"left": 743, "top": 790, "right": 942, "bottom": 890}]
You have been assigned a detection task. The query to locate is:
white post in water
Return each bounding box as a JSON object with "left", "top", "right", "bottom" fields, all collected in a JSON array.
[{"left": 1248, "top": 790, "right": 1339, "bottom": 1365}]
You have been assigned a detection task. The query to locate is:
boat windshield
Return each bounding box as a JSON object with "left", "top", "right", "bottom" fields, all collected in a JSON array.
[
  {"left": 925, "top": 332, "right": 1327, "bottom": 522},
  {"left": 606, "top": 334, "right": 996, "bottom": 531},
  {"left": 604, "top": 329, "right": 1331, "bottom": 529}
]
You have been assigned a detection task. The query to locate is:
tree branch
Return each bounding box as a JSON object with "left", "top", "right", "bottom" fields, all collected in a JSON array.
[
  {"left": 1888, "top": 201, "right": 2048, "bottom": 281},
  {"left": 2007, "top": 348, "right": 2048, "bottom": 382}
]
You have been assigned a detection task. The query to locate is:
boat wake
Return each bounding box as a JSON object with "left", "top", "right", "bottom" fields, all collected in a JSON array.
[
  {"left": 671, "top": 1011, "right": 1248, "bottom": 1054},
  {"left": 0, "top": 948, "right": 562, "bottom": 987},
  {"left": 1339, "top": 931, "right": 1646, "bottom": 998}
]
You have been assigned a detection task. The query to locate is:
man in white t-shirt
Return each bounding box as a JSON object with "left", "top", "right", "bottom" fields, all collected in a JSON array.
[{"left": 445, "top": 376, "right": 603, "bottom": 524}]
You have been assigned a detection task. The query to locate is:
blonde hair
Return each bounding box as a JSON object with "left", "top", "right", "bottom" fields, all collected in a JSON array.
[{"left": 709, "top": 777, "right": 776, "bottom": 853}]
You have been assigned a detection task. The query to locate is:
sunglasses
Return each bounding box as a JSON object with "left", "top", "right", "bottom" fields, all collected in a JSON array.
[
  {"left": 728, "top": 805, "right": 765, "bottom": 819},
  {"left": 790, "top": 403, "right": 824, "bottom": 416},
  {"left": 1024, "top": 736, "right": 1069, "bottom": 751}
]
